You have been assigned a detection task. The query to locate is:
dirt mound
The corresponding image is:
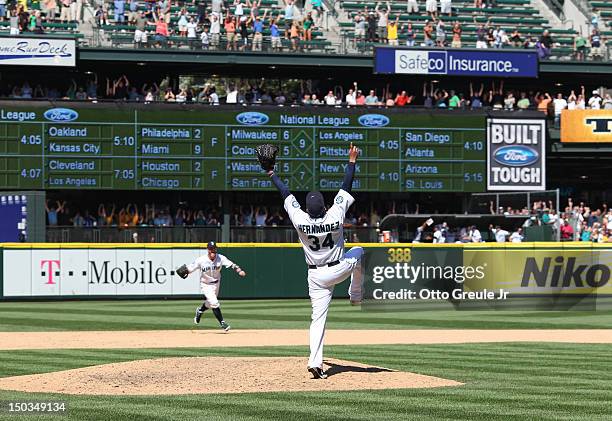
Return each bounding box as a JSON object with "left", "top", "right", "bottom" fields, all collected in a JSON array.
[{"left": 0, "top": 357, "right": 462, "bottom": 395}]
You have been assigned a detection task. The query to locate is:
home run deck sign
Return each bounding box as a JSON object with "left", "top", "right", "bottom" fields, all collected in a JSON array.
[{"left": 487, "top": 118, "right": 546, "bottom": 191}]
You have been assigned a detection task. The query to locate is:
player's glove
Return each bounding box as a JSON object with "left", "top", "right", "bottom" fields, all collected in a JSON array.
[
  {"left": 255, "top": 144, "right": 279, "bottom": 172},
  {"left": 176, "top": 264, "right": 189, "bottom": 279}
]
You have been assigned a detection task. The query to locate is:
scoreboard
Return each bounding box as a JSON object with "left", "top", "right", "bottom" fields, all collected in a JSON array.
[{"left": 0, "top": 103, "right": 487, "bottom": 192}]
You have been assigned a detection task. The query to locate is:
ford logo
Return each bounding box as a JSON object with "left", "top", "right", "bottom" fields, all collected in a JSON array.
[
  {"left": 43, "top": 108, "right": 79, "bottom": 122},
  {"left": 494, "top": 146, "right": 538, "bottom": 167},
  {"left": 235, "top": 112, "right": 269, "bottom": 126},
  {"left": 358, "top": 114, "right": 390, "bottom": 127}
]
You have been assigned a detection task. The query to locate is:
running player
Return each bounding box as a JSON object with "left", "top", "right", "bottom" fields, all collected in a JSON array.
[{"left": 176, "top": 241, "right": 246, "bottom": 332}]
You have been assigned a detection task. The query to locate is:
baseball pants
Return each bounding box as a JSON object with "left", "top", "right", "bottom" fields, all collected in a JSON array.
[
  {"left": 307, "top": 246, "right": 363, "bottom": 369},
  {"left": 200, "top": 281, "right": 221, "bottom": 309}
]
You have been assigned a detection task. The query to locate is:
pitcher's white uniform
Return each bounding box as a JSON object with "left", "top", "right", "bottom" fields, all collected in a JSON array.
[
  {"left": 187, "top": 253, "right": 235, "bottom": 309},
  {"left": 284, "top": 189, "right": 363, "bottom": 369}
]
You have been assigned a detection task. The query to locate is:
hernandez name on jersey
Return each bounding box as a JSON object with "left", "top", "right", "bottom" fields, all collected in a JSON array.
[{"left": 284, "top": 189, "right": 355, "bottom": 266}]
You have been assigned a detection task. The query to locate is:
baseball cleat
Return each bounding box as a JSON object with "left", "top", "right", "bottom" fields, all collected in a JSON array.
[
  {"left": 350, "top": 300, "right": 362, "bottom": 306},
  {"left": 308, "top": 367, "right": 328, "bottom": 379},
  {"left": 220, "top": 321, "right": 231, "bottom": 332},
  {"left": 194, "top": 307, "right": 203, "bottom": 324}
]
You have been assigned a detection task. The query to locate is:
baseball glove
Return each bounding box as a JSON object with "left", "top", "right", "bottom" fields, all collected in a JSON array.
[
  {"left": 176, "top": 264, "right": 189, "bottom": 279},
  {"left": 255, "top": 144, "right": 279, "bottom": 172}
]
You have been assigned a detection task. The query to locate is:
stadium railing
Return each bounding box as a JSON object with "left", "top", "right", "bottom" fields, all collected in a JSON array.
[
  {"left": 45, "top": 226, "right": 381, "bottom": 243},
  {"left": 46, "top": 226, "right": 223, "bottom": 243}
]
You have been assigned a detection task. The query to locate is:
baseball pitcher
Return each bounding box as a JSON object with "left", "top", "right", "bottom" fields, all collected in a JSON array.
[
  {"left": 176, "top": 241, "right": 246, "bottom": 332},
  {"left": 259, "top": 142, "right": 363, "bottom": 379}
]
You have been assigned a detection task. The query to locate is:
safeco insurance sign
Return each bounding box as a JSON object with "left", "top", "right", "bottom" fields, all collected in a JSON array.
[
  {"left": 374, "top": 48, "right": 538, "bottom": 78},
  {"left": 487, "top": 118, "right": 546, "bottom": 191}
]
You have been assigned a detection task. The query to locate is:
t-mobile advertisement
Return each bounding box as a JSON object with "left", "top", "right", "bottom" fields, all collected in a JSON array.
[{"left": 1, "top": 247, "right": 209, "bottom": 297}]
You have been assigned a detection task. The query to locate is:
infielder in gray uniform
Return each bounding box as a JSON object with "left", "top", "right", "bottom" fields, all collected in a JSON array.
[
  {"left": 176, "top": 241, "right": 246, "bottom": 332},
  {"left": 268, "top": 143, "right": 363, "bottom": 379}
]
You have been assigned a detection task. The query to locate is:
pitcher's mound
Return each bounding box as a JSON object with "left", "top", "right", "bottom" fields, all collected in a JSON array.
[{"left": 0, "top": 357, "right": 463, "bottom": 395}]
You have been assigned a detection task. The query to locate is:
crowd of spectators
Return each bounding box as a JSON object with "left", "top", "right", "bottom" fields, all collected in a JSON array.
[
  {"left": 3, "top": 4, "right": 47, "bottom": 34},
  {"left": 0, "top": 0, "right": 86, "bottom": 24},
  {"left": 45, "top": 199, "right": 389, "bottom": 229},
  {"left": 45, "top": 197, "right": 612, "bottom": 243},
  {"left": 2, "top": 0, "right": 327, "bottom": 51},
  {"left": 488, "top": 198, "right": 612, "bottom": 243},
  {"left": 1, "top": 0, "right": 607, "bottom": 61},
  {"left": 304, "top": 82, "right": 612, "bottom": 113},
  {"left": 349, "top": 1, "right": 607, "bottom": 60},
  {"left": 408, "top": 198, "right": 611, "bottom": 243},
  {"left": 532, "top": 86, "right": 612, "bottom": 128},
  {"left": 45, "top": 200, "right": 222, "bottom": 227},
  {"left": 93, "top": 0, "right": 327, "bottom": 51},
  {"left": 4, "top": 76, "right": 610, "bottom": 115},
  {"left": 559, "top": 199, "right": 612, "bottom": 243},
  {"left": 411, "top": 218, "right": 526, "bottom": 243}
]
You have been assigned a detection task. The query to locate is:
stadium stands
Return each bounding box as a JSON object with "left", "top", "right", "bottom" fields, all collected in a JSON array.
[
  {"left": 339, "top": 0, "right": 582, "bottom": 59},
  {"left": 0, "top": 0, "right": 609, "bottom": 60}
]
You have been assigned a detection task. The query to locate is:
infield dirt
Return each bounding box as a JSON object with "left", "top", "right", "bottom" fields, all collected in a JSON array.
[{"left": 0, "top": 357, "right": 463, "bottom": 395}]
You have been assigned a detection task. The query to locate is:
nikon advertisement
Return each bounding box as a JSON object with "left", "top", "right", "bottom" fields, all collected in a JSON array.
[{"left": 364, "top": 245, "right": 612, "bottom": 311}]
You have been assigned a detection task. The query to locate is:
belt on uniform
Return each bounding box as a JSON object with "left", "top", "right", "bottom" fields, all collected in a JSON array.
[
  {"left": 204, "top": 280, "right": 219, "bottom": 284},
  {"left": 308, "top": 260, "right": 340, "bottom": 269}
]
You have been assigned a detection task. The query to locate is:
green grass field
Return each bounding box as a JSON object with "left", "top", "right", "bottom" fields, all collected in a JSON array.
[
  {"left": 2, "top": 299, "right": 612, "bottom": 331},
  {"left": 0, "top": 300, "right": 611, "bottom": 420}
]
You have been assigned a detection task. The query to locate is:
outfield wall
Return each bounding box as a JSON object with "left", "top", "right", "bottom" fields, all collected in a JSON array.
[{"left": 0, "top": 243, "right": 610, "bottom": 300}]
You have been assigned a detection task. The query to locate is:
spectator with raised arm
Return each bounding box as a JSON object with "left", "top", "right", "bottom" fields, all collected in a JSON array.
[
  {"left": 345, "top": 82, "right": 358, "bottom": 106},
  {"left": 209, "top": 13, "right": 221, "bottom": 49},
  {"left": 153, "top": 12, "right": 169, "bottom": 48},
  {"left": 375, "top": 2, "right": 390, "bottom": 43},
  {"left": 469, "top": 82, "right": 484, "bottom": 109},
  {"left": 252, "top": 10, "right": 268, "bottom": 51},
  {"left": 283, "top": 0, "right": 296, "bottom": 39},
  {"left": 387, "top": 15, "right": 400, "bottom": 46},
  {"left": 270, "top": 17, "right": 282, "bottom": 51}
]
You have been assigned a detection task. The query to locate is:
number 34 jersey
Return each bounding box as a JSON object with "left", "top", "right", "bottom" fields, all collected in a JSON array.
[{"left": 284, "top": 189, "right": 355, "bottom": 266}]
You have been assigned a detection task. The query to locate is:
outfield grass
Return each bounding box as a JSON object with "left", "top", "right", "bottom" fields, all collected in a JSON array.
[
  {"left": 0, "top": 300, "right": 611, "bottom": 420},
  {"left": 0, "top": 343, "right": 611, "bottom": 420},
  {"left": 1, "top": 299, "right": 612, "bottom": 331}
]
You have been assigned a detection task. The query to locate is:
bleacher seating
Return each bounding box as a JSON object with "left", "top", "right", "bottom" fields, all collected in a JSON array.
[
  {"left": 589, "top": 1, "right": 612, "bottom": 32},
  {"left": 100, "top": 0, "right": 334, "bottom": 53},
  {"left": 2, "top": 0, "right": 609, "bottom": 60},
  {"left": 0, "top": 21, "right": 84, "bottom": 40},
  {"left": 338, "top": 0, "right": 583, "bottom": 58}
]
